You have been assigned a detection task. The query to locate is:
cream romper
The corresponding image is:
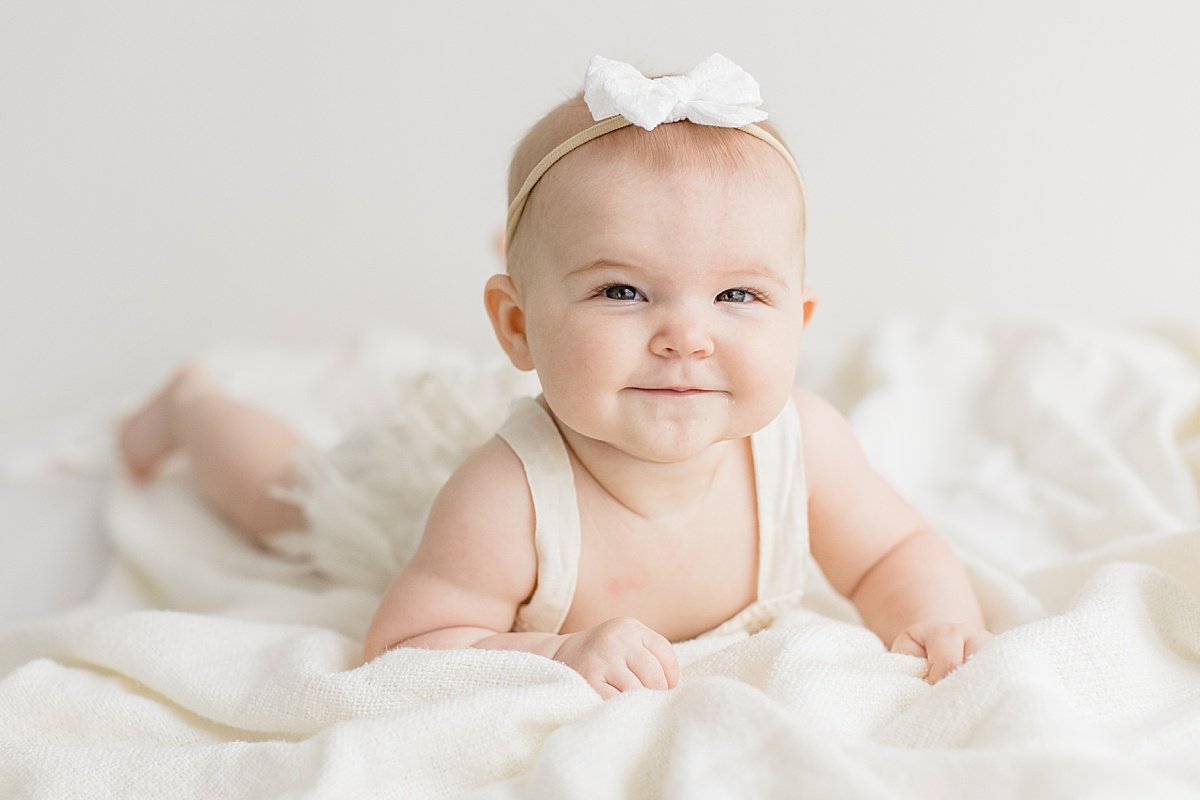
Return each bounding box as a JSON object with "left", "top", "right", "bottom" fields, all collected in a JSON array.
[{"left": 495, "top": 395, "right": 811, "bottom": 640}]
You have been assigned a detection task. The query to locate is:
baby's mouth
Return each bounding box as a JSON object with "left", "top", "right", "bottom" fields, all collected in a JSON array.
[{"left": 632, "top": 387, "right": 712, "bottom": 396}]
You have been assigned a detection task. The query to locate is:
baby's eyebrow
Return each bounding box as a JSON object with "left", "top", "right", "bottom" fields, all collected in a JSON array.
[
  {"left": 563, "top": 258, "right": 639, "bottom": 279},
  {"left": 722, "top": 265, "right": 790, "bottom": 286},
  {"left": 566, "top": 257, "right": 788, "bottom": 286},
  {"left": 564, "top": 261, "right": 628, "bottom": 280}
]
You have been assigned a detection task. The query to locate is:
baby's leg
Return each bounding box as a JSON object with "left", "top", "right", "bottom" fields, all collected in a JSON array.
[{"left": 118, "top": 364, "right": 306, "bottom": 547}]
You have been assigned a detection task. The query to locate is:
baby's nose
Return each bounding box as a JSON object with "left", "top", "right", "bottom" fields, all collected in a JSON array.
[{"left": 649, "top": 310, "right": 714, "bottom": 358}]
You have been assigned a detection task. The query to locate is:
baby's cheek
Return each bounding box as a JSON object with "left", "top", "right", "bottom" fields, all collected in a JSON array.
[
  {"left": 529, "top": 326, "right": 588, "bottom": 383},
  {"left": 741, "top": 349, "right": 783, "bottom": 381}
]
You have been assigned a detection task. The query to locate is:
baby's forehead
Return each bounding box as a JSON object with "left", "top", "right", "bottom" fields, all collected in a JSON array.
[
  {"left": 522, "top": 167, "right": 802, "bottom": 283},
  {"left": 545, "top": 146, "right": 802, "bottom": 226},
  {"left": 507, "top": 129, "right": 807, "bottom": 291}
]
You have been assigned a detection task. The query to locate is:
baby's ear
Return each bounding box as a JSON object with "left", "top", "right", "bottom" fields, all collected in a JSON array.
[
  {"left": 484, "top": 274, "right": 535, "bottom": 371},
  {"left": 801, "top": 286, "right": 818, "bottom": 328}
]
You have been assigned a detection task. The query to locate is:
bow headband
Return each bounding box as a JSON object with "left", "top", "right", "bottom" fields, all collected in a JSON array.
[{"left": 504, "top": 53, "right": 806, "bottom": 258}]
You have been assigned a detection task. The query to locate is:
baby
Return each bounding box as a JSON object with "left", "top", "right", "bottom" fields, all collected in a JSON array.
[{"left": 119, "top": 54, "right": 992, "bottom": 699}]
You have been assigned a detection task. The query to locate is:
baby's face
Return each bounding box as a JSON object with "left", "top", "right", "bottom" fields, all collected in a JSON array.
[{"left": 510, "top": 148, "right": 814, "bottom": 463}]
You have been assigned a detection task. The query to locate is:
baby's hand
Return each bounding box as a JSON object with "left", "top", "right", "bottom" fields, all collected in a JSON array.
[
  {"left": 891, "top": 622, "right": 994, "bottom": 684},
  {"left": 553, "top": 617, "right": 680, "bottom": 700}
]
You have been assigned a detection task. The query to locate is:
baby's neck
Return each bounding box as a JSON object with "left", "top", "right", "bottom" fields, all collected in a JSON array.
[{"left": 543, "top": 404, "right": 737, "bottom": 522}]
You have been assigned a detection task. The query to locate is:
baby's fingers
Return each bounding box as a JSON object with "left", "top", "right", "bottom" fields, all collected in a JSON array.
[
  {"left": 625, "top": 648, "right": 670, "bottom": 691},
  {"left": 602, "top": 666, "right": 646, "bottom": 696},
  {"left": 924, "top": 634, "right": 968, "bottom": 684},
  {"left": 593, "top": 680, "right": 620, "bottom": 701},
  {"left": 641, "top": 634, "right": 680, "bottom": 689},
  {"left": 964, "top": 630, "right": 994, "bottom": 660},
  {"left": 890, "top": 631, "right": 927, "bottom": 660}
]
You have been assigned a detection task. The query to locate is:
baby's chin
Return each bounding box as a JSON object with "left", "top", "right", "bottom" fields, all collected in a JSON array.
[
  {"left": 601, "top": 420, "right": 740, "bottom": 464},
  {"left": 547, "top": 394, "right": 749, "bottom": 461}
]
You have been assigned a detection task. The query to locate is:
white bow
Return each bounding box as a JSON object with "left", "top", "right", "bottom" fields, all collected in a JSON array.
[{"left": 583, "top": 53, "right": 768, "bottom": 131}]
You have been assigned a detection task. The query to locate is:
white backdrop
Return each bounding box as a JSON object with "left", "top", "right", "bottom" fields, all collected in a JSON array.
[{"left": 2, "top": 1, "right": 1199, "bottom": 450}]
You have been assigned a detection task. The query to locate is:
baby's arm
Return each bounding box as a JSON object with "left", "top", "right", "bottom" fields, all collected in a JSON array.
[
  {"left": 794, "top": 388, "right": 992, "bottom": 683},
  {"left": 362, "top": 436, "right": 679, "bottom": 699},
  {"left": 362, "top": 437, "right": 563, "bottom": 662}
]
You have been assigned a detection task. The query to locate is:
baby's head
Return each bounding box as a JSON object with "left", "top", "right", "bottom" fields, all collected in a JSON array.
[{"left": 486, "top": 56, "right": 817, "bottom": 462}]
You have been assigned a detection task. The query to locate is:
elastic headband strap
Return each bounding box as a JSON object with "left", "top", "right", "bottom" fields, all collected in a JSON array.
[{"left": 504, "top": 117, "right": 806, "bottom": 258}]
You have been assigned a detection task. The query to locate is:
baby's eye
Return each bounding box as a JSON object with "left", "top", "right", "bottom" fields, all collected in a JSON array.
[
  {"left": 596, "top": 284, "right": 645, "bottom": 301},
  {"left": 716, "top": 288, "right": 766, "bottom": 304}
]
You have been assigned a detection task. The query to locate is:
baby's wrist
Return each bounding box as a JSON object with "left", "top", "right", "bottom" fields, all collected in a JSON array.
[
  {"left": 542, "top": 633, "right": 569, "bottom": 660},
  {"left": 471, "top": 631, "right": 569, "bottom": 660}
]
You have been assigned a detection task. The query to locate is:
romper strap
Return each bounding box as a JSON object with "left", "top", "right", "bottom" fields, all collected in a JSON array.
[
  {"left": 696, "top": 395, "right": 809, "bottom": 640},
  {"left": 494, "top": 396, "right": 582, "bottom": 634},
  {"left": 753, "top": 394, "right": 809, "bottom": 601}
]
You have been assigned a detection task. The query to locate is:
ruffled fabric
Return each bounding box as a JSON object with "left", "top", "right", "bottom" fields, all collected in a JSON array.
[{"left": 266, "top": 356, "right": 539, "bottom": 593}]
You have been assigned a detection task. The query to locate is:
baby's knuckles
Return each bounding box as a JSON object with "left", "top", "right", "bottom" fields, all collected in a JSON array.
[
  {"left": 898, "top": 620, "right": 971, "bottom": 647},
  {"left": 892, "top": 621, "right": 985, "bottom": 683},
  {"left": 553, "top": 616, "right": 673, "bottom": 694},
  {"left": 559, "top": 616, "right": 655, "bottom": 663}
]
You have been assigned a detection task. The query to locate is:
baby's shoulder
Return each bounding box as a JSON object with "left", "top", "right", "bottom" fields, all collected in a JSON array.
[
  {"left": 432, "top": 434, "right": 536, "bottom": 537},
  {"left": 416, "top": 434, "right": 538, "bottom": 594},
  {"left": 443, "top": 433, "right": 533, "bottom": 502},
  {"left": 789, "top": 385, "right": 866, "bottom": 496},
  {"left": 790, "top": 384, "right": 844, "bottom": 434},
  {"left": 366, "top": 437, "right": 538, "bottom": 651}
]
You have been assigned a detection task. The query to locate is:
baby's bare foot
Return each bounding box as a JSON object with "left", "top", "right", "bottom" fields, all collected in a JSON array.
[{"left": 118, "top": 363, "right": 217, "bottom": 483}]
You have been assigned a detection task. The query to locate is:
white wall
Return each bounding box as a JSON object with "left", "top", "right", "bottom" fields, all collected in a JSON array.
[{"left": 3, "top": 1, "right": 1199, "bottom": 449}]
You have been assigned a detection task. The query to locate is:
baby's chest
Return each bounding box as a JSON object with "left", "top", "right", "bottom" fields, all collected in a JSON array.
[{"left": 558, "top": 486, "right": 761, "bottom": 643}]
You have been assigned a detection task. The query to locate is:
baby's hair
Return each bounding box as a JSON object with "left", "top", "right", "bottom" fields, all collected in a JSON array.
[{"left": 505, "top": 80, "right": 806, "bottom": 285}]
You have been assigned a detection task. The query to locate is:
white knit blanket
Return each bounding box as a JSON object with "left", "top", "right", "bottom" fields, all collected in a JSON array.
[{"left": 3, "top": 312, "right": 1199, "bottom": 798}]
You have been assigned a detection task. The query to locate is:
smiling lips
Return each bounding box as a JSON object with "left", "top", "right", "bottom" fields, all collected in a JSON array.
[{"left": 634, "top": 387, "right": 713, "bottom": 396}]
